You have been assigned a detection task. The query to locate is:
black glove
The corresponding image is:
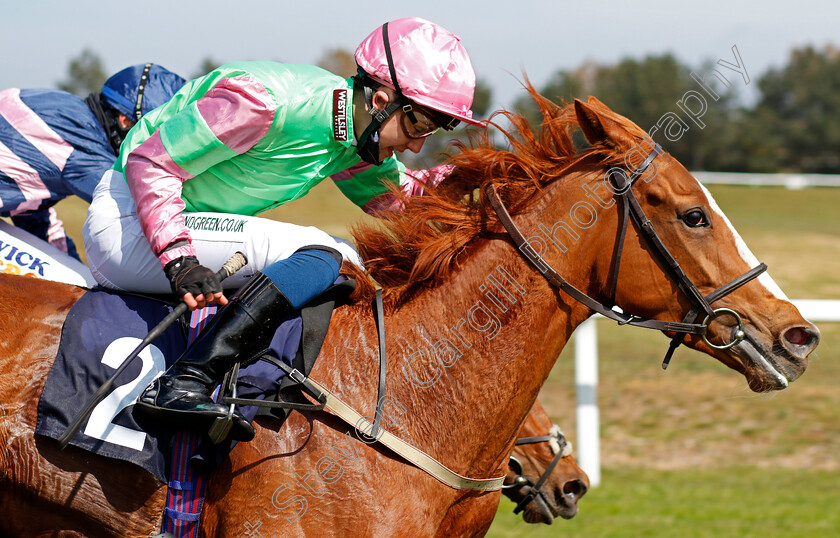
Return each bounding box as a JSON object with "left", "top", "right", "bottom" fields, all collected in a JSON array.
[{"left": 164, "top": 256, "right": 222, "bottom": 299}]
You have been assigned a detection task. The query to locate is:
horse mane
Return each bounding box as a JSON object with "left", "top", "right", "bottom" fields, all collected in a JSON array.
[{"left": 350, "top": 84, "right": 640, "bottom": 304}]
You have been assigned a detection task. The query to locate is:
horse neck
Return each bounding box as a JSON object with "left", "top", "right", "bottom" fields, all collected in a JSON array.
[{"left": 364, "top": 165, "right": 614, "bottom": 477}]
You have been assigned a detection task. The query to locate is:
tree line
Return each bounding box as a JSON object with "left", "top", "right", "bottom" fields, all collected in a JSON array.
[
  {"left": 56, "top": 45, "right": 840, "bottom": 174},
  {"left": 512, "top": 45, "right": 840, "bottom": 174}
]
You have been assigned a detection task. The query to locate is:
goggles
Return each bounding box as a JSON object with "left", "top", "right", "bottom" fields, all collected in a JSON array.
[{"left": 400, "top": 104, "right": 459, "bottom": 139}]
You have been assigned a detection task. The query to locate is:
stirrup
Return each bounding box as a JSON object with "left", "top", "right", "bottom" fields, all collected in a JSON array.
[
  {"left": 208, "top": 362, "right": 241, "bottom": 444},
  {"left": 208, "top": 408, "right": 236, "bottom": 444}
]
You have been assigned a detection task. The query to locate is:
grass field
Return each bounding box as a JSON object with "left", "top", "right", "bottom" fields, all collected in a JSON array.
[{"left": 52, "top": 181, "right": 840, "bottom": 536}]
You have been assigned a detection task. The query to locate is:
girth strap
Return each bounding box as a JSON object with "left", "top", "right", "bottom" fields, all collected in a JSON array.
[
  {"left": 223, "top": 313, "right": 504, "bottom": 490},
  {"left": 223, "top": 354, "right": 327, "bottom": 412},
  {"left": 230, "top": 369, "right": 505, "bottom": 490}
]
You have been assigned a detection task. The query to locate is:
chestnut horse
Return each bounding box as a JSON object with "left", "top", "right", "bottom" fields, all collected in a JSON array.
[
  {"left": 0, "top": 276, "right": 580, "bottom": 535},
  {"left": 0, "top": 90, "right": 819, "bottom": 537},
  {"left": 0, "top": 282, "right": 583, "bottom": 535},
  {"left": 503, "top": 399, "right": 588, "bottom": 524}
]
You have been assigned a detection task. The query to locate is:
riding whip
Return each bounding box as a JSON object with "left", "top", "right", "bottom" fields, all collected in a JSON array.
[{"left": 57, "top": 252, "right": 248, "bottom": 450}]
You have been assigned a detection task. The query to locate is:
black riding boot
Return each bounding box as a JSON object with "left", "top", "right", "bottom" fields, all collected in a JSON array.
[{"left": 134, "top": 273, "right": 293, "bottom": 442}]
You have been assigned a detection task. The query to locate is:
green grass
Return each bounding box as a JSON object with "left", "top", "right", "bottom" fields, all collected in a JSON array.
[
  {"left": 50, "top": 182, "right": 840, "bottom": 537},
  {"left": 708, "top": 185, "right": 840, "bottom": 236}
]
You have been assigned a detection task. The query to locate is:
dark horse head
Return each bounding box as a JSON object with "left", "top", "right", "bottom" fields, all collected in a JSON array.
[{"left": 503, "top": 405, "right": 589, "bottom": 523}]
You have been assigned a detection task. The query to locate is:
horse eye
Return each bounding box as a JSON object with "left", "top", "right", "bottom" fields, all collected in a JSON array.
[{"left": 682, "top": 209, "right": 709, "bottom": 228}]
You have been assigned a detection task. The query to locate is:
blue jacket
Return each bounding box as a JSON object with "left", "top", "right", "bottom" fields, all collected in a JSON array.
[{"left": 0, "top": 88, "right": 116, "bottom": 258}]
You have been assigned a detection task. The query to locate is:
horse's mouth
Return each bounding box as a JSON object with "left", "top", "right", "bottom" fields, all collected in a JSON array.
[
  {"left": 735, "top": 337, "right": 788, "bottom": 391},
  {"left": 524, "top": 490, "right": 557, "bottom": 524},
  {"left": 509, "top": 484, "right": 579, "bottom": 524},
  {"left": 731, "top": 324, "right": 817, "bottom": 392}
]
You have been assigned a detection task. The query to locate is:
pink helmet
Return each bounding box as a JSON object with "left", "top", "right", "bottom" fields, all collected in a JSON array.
[{"left": 355, "top": 17, "right": 480, "bottom": 126}]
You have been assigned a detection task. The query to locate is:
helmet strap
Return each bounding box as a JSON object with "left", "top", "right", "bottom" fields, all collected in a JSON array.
[
  {"left": 133, "top": 63, "right": 153, "bottom": 121},
  {"left": 355, "top": 23, "right": 413, "bottom": 165},
  {"left": 380, "top": 22, "right": 460, "bottom": 131},
  {"left": 355, "top": 75, "right": 405, "bottom": 165},
  {"left": 85, "top": 92, "right": 127, "bottom": 155},
  {"left": 356, "top": 127, "right": 381, "bottom": 165},
  {"left": 381, "top": 23, "right": 404, "bottom": 96}
]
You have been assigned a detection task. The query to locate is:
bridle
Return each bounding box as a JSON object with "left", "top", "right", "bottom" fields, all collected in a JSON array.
[
  {"left": 503, "top": 425, "right": 573, "bottom": 514},
  {"left": 484, "top": 143, "right": 768, "bottom": 368}
]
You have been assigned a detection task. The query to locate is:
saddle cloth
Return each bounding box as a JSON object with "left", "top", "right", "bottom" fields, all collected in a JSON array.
[
  {"left": 34, "top": 287, "right": 300, "bottom": 481},
  {"left": 35, "top": 277, "right": 353, "bottom": 481}
]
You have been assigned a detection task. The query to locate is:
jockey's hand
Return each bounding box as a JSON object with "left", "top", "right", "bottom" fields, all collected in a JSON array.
[{"left": 164, "top": 256, "right": 229, "bottom": 310}]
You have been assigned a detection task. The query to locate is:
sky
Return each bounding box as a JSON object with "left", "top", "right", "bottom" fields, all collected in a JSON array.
[{"left": 1, "top": 0, "right": 838, "bottom": 112}]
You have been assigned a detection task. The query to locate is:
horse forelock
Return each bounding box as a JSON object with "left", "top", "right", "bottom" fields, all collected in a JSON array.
[{"left": 351, "top": 84, "right": 632, "bottom": 304}]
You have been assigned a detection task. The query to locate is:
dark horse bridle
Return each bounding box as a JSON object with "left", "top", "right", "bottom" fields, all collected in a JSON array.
[
  {"left": 484, "top": 144, "right": 768, "bottom": 367},
  {"left": 504, "top": 427, "right": 573, "bottom": 515}
]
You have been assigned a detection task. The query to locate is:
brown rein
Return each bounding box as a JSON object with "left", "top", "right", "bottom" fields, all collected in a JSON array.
[{"left": 483, "top": 144, "right": 768, "bottom": 367}]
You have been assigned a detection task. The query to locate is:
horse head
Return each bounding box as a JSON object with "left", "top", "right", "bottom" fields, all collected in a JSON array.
[
  {"left": 564, "top": 96, "right": 820, "bottom": 391},
  {"left": 503, "top": 401, "right": 589, "bottom": 524}
]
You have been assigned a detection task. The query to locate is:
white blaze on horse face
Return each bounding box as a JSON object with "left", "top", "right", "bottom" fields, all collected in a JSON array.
[{"left": 697, "top": 182, "right": 789, "bottom": 301}]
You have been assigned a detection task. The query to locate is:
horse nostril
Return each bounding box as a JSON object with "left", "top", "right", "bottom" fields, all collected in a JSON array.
[
  {"left": 562, "top": 479, "right": 588, "bottom": 499},
  {"left": 784, "top": 327, "right": 810, "bottom": 346},
  {"left": 783, "top": 325, "right": 820, "bottom": 349}
]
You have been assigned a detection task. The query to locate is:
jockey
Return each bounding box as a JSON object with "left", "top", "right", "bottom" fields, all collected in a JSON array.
[
  {"left": 0, "top": 64, "right": 185, "bottom": 259},
  {"left": 82, "top": 16, "right": 480, "bottom": 442}
]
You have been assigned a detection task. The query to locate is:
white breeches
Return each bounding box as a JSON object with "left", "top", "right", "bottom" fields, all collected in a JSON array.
[{"left": 82, "top": 170, "right": 363, "bottom": 294}]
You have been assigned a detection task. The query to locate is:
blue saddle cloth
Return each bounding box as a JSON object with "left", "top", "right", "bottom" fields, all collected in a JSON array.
[{"left": 35, "top": 287, "right": 299, "bottom": 481}]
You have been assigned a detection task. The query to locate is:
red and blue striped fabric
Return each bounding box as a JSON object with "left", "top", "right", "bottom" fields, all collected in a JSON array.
[
  {"left": 161, "top": 305, "right": 302, "bottom": 536},
  {"left": 161, "top": 306, "right": 216, "bottom": 538}
]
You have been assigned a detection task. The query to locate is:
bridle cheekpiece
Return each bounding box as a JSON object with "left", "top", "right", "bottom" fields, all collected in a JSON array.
[{"left": 484, "top": 144, "right": 767, "bottom": 368}]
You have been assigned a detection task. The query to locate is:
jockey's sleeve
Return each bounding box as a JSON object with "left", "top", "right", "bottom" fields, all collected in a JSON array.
[
  {"left": 0, "top": 88, "right": 114, "bottom": 207},
  {"left": 331, "top": 162, "right": 454, "bottom": 215},
  {"left": 124, "top": 76, "right": 277, "bottom": 269}
]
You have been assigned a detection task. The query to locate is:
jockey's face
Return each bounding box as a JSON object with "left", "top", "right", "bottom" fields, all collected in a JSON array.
[
  {"left": 117, "top": 114, "right": 136, "bottom": 130},
  {"left": 370, "top": 87, "right": 428, "bottom": 161}
]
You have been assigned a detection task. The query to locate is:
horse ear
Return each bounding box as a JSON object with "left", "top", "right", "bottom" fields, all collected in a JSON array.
[
  {"left": 574, "top": 96, "right": 637, "bottom": 151},
  {"left": 574, "top": 98, "right": 608, "bottom": 145}
]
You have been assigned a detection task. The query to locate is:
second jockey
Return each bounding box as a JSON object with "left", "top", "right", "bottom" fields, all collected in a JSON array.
[
  {"left": 82, "top": 17, "right": 481, "bottom": 442},
  {"left": 0, "top": 64, "right": 185, "bottom": 259}
]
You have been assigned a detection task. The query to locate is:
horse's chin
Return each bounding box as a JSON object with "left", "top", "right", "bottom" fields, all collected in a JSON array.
[
  {"left": 511, "top": 484, "right": 580, "bottom": 524},
  {"left": 732, "top": 326, "right": 809, "bottom": 392},
  {"left": 519, "top": 488, "right": 556, "bottom": 524}
]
